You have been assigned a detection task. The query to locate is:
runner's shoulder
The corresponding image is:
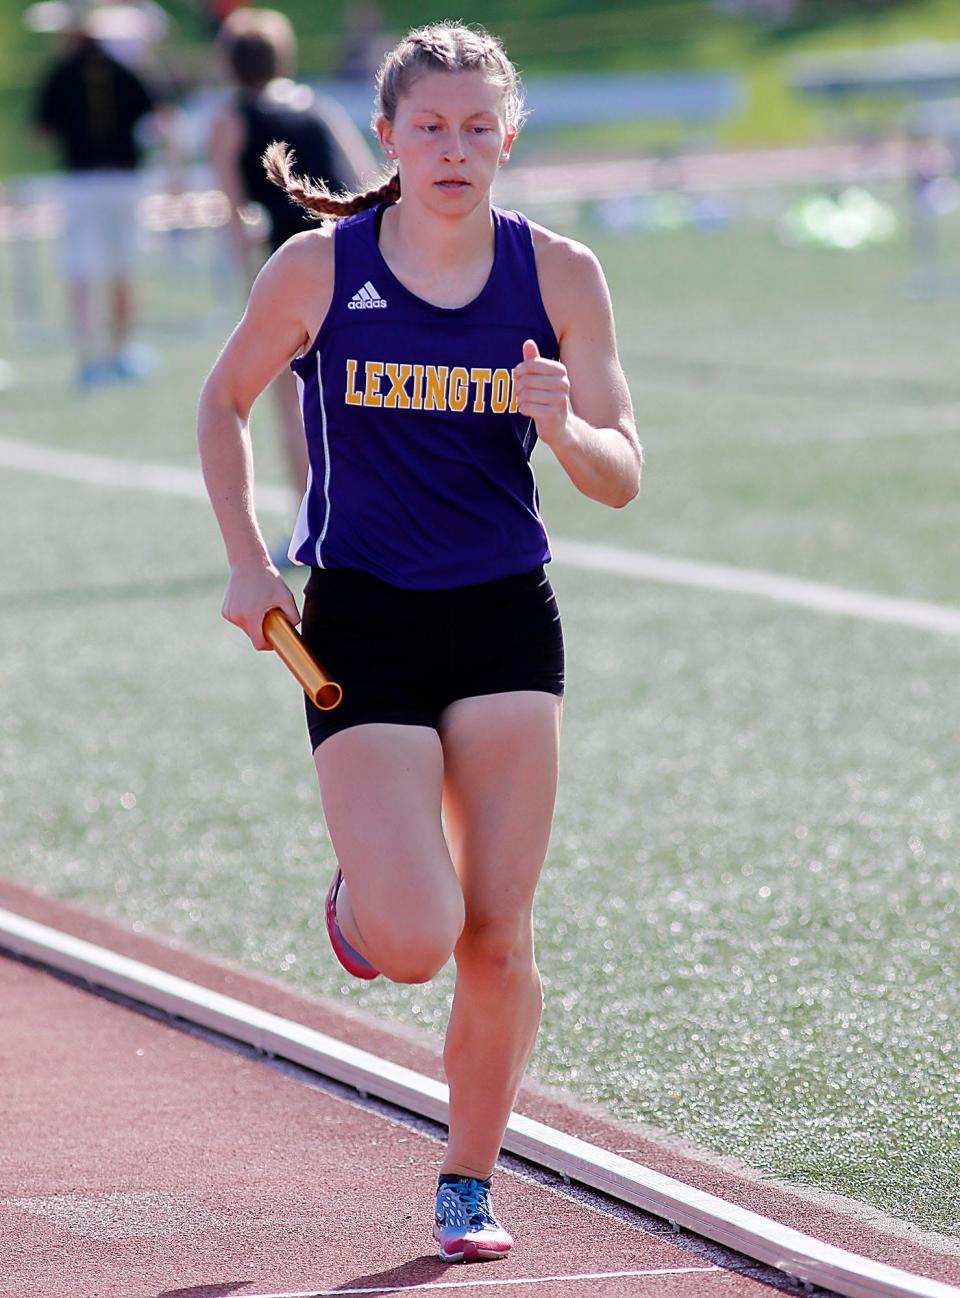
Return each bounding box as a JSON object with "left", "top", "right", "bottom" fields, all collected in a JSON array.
[
  {"left": 270, "top": 225, "right": 335, "bottom": 276},
  {"left": 527, "top": 220, "right": 610, "bottom": 329},
  {"left": 528, "top": 219, "right": 603, "bottom": 272},
  {"left": 258, "top": 226, "right": 335, "bottom": 304}
]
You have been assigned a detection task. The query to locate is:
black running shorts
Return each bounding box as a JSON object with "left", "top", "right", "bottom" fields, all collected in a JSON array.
[{"left": 300, "top": 566, "right": 564, "bottom": 750}]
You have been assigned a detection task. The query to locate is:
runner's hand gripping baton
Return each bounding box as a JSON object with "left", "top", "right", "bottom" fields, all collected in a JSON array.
[{"left": 262, "top": 607, "right": 343, "bottom": 711}]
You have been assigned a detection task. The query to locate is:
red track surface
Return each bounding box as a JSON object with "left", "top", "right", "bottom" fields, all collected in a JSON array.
[{"left": 2, "top": 880, "right": 959, "bottom": 1298}]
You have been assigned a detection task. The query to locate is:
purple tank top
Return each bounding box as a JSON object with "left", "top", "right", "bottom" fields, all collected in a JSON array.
[{"left": 288, "top": 203, "right": 559, "bottom": 588}]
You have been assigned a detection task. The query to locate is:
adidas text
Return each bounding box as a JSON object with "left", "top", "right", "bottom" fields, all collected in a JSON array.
[{"left": 348, "top": 281, "right": 388, "bottom": 310}]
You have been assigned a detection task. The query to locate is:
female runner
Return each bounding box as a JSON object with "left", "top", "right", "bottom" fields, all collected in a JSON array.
[{"left": 197, "top": 21, "right": 642, "bottom": 1264}]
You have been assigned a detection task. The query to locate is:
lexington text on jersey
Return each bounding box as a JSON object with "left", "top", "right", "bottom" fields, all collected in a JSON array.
[{"left": 343, "top": 358, "right": 522, "bottom": 414}]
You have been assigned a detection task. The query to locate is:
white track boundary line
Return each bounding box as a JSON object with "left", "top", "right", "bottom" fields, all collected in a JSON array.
[
  {"left": 235, "top": 1266, "right": 722, "bottom": 1297},
  {"left": 1, "top": 909, "right": 957, "bottom": 1298},
  {"left": 548, "top": 538, "right": 960, "bottom": 637},
  {"left": 0, "top": 436, "right": 295, "bottom": 511},
  {"left": 3, "top": 435, "right": 959, "bottom": 637}
]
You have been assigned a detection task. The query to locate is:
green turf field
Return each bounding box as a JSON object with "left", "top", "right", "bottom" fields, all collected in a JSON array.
[{"left": 1, "top": 207, "right": 959, "bottom": 1236}]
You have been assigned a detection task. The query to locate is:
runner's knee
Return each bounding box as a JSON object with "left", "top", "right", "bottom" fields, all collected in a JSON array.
[
  {"left": 360, "top": 887, "right": 464, "bottom": 984},
  {"left": 456, "top": 914, "right": 536, "bottom": 978},
  {"left": 376, "top": 925, "right": 459, "bottom": 984}
]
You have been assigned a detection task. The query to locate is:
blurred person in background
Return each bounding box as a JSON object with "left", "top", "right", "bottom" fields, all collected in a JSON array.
[
  {"left": 208, "top": 7, "right": 373, "bottom": 558},
  {"left": 32, "top": 0, "right": 160, "bottom": 390},
  {"left": 80, "top": 0, "right": 192, "bottom": 275}
]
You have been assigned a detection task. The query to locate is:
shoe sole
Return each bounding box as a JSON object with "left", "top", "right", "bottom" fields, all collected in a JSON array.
[
  {"left": 433, "top": 1229, "right": 511, "bottom": 1263},
  {"left": 437, "top": 1244, "right": 510, "bottom": 1262},
  {"left": 325, "top": 869, "right": 379, "bottom": 980}
]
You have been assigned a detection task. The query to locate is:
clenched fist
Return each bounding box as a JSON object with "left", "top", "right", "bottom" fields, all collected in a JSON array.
[{"left": 513, "top": 339, "right": 572, "bottom": 448}]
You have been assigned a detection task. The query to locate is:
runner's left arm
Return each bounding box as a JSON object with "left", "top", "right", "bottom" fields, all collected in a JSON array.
[{"left": 516, "top": 238, "right": 642, "bottom": 508}]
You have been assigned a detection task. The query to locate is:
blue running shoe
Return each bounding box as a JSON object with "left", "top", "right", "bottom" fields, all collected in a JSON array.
[
  {"left": 110, "top": 343, "right": 156, "bottom": 383},
  {"left": 433, "top": 1177, "right": 513, "bottom": 1262},
  {"left": 74, "top": 361, "right": 112, "bottom": 393}
]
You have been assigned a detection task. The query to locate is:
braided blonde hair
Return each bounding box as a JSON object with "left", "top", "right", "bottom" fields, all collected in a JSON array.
[{"left": 264, "top": 21, "right": 524, "bottom": 222}]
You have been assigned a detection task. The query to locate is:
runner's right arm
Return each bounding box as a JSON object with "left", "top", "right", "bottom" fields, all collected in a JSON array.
[{"left": 197, "top": 230, "right": 334, "bottom": 649}]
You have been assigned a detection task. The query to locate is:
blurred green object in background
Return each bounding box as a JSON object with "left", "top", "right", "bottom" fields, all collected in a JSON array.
[{"left": 779, "top": 186, "right": 898, "bottom": 248}]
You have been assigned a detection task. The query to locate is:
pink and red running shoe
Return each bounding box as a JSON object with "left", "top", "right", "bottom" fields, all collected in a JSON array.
[
  {"left": 433, "top": 1177, "right": 513, "bottom": 1262},
  {"left": 325, "top": 868, "right": 379, "bottom": 980}
]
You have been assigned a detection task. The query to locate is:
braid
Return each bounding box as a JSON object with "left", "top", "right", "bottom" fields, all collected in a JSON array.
[{"left": 263, "top": 141, "right": 400, "bottom": 222}]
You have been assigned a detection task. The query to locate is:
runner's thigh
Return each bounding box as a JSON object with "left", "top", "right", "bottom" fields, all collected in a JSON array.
[{"left": 440, "top": 691, "right": 562, "bottom": 932}]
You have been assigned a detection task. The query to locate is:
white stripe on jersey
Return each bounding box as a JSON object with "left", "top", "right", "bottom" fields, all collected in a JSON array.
[
  {"left": 288, "top": 371, "right": 312, "bottom": 565},
  {"left": 314, "top": 350, "right": 332, "bottom": 567}
]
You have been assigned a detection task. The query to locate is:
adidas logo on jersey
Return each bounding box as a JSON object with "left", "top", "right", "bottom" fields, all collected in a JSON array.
[{"left": 348, "top": 281, "right": 388, "bottom": 310}]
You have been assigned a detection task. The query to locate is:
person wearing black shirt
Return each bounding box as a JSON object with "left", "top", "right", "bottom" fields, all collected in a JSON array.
[
  {"left": 207, "top": 8, "right": 372, "bottom": 511},
  {"left": 34, "top": 11, "right": 157, "bottom": 389}
]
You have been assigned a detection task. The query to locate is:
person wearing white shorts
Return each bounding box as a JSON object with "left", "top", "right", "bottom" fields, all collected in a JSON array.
[
  {"left": 34, "top": 8, "right": 157, "bottom": 389},
  {"left": 61, "top": 170, "right": 141, "bottom": 282}
]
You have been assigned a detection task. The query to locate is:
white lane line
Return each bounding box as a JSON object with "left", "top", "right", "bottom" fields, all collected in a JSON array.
[
  {"left": 0, "top": 436, "right": 230, "bottom": 502},
  {"left": 0, "top": 435, "right": 295, "bottom": 513},
  {"left": 3, "top": 435, "right": 959, "bottom": 638},
  {"left": 223, "top": 1267, "right": 723, "bottom": 1297},
  {"left": 550, "top": 538, "right": 960, "bottom": 637}
]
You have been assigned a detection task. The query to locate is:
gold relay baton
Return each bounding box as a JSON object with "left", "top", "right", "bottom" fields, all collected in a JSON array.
[{"left": 262, "top": 607, "right": 343, "bottom": 711}]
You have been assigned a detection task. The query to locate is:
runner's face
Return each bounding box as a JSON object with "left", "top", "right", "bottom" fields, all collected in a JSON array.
[{"left": 379, "top": 70, "right": 515, "bottom": 210}]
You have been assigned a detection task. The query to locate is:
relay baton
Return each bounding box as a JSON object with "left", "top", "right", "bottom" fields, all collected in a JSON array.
[{"left": 262, "top": 607, "right": 343, "bottom": 711}]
